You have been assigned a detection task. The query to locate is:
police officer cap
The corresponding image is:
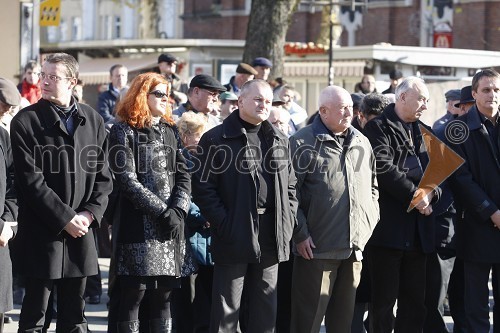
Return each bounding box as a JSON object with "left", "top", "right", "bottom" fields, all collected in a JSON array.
[
  {"left": 189, "top": 74, "right": 227, "bottom": 92},
  {"left": 445, "top": 89, "right": 461, "bottom": 102},
  {"left": 351, "top": 93, "right": 365, "bottom": 108},
  {"left": 0, "top": 77, "right": 21, "bottom": 106}
]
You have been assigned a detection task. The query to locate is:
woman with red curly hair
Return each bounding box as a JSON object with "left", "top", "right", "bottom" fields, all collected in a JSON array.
[{"left": 108, "top": 72, "right": 196, "bottom": 333}]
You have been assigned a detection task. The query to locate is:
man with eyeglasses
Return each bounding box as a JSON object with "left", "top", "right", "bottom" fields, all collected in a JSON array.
[
  {"left": 173, "top": 74, "right": 226, "bottom": 129},
  {"left": 10, "top": 52, "right": 113, "bottom": 333},
  {"left": 363, "top": 76, "right": 440, "bottom": 332}
]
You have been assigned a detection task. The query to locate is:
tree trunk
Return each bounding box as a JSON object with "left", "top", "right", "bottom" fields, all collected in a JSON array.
[
  {"left": 243, "top": 0, "right": 300, "bottom": 80},
  {"left": 139, "top": 0, "right": 159, "bottom": 39}
]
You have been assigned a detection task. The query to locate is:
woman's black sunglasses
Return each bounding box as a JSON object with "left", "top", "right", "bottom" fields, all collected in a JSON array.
[{"left": 149, "top": 90, "right": 169, "bottom": 99}]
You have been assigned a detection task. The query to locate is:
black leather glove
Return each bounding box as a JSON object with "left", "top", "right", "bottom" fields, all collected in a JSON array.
[{"left": 158, "top": 208, "right": 183, "bottom": 240}]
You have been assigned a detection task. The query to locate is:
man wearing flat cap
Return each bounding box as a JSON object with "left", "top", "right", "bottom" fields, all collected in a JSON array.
[
  {"left": 382, "top": 69, "right": 404, "bottom": 94},
  {"left": 224, "top": 62, "right": 258, "bottom": 96},
  {"left": 432, "top": 89, "right": 462, "bottom": 137},
  {"left": 0, "top": 78, "right": 22, "bottom": 132},
  {"left": 252, "top": 57, "right": 273, "bottom": 81},
  {"left": 0, "top": 77, "right": 19, "bottom": 333},
  {"left": 158, "top": 53, "right": 187, "bottom": 108},
  {"left": 173, "top": 74, "right": 226, "bottom": 129}
]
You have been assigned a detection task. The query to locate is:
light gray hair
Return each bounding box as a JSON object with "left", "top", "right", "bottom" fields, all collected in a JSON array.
[{"left": 395, "top": 76, "right": 425, "bottom": 101}]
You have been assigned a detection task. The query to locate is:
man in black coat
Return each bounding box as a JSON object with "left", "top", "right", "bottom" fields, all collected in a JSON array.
[
  {"left": 0, "top": 77, "right": 19, "bottom": 333},
  {"left": 363, "top": 76, "right": 440, "bottom": 333},
  {"left": 447, "top": 69, "right": 500, "bottom": 333},
  {"left": 193, "top": 79, "right": 298, "bottom": 333},
  {"left": 10, "top": 53, "right": 113, "bottom": 333}
]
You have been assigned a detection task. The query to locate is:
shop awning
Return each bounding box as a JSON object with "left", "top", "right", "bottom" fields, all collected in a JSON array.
[
  {"left": 78, "top": 54, "right": 159, "bottom": 85},
  {"left": 283, "top": 60, "right": 366, "bottom": 78}
]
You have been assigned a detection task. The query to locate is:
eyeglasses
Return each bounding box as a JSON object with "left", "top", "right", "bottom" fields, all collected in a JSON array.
[
  {"left": 201, "top": 89, "right": 219, "bottom": 100},
  {"left": 149, "top": 90, "right": 169, "bottom": 99},
  {"left": 38, "top": 72, "right": 74, "bottom": 82}
]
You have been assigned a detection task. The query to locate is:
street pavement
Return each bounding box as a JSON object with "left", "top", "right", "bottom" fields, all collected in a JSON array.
[{"left": 3, "top": 258, "right": 493, "bottom": 332}]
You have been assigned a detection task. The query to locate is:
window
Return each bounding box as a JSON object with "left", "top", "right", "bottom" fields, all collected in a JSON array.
[
  {"left": 114, "top": 16, "right": 121, "bottom": 39},
  {"left": 72, "top": 17, "right": 82, "bottom": 41}
]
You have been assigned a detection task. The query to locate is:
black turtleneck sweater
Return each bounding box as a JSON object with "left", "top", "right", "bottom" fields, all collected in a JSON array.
[{"left": 238, "top": 117, "right": 275, "bottom": 210}]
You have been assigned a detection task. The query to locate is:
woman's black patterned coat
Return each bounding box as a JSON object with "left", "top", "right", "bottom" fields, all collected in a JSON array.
[{"left": 109, "top": 120, "right": 192, "bottom": 277}]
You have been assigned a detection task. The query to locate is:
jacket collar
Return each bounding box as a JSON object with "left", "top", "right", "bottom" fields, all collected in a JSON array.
[
  {"left": 38, "top": 98, "right": 86, "bottom": 131},
  {"left": 311, "top": 113, "right": 353, "bottom": 142},
  {"left": 222, "top": 109, "right": 280, "bottom": 141},
  {"left": 384, "top": 103, "right": 424, "bottom": 142},
  {"left": 384, "top": 103, "right": 410, "bottom": 133},
  {"left": 463, "top": 105, "right": 487, "bottom": 130}
]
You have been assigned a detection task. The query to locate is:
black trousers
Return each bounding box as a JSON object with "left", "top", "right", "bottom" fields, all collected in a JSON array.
[
  {"left": 368, "top": 246, "right": 427, "bottom": 333},
  {"left": 423, "top": 252, "right": 454, "bottom": 333},
  {"left": 85, "top": 231, "right": 102, "bottom": 298},
  {"left": 463, "top": 261, "right": 500, "bottom": 333},
  {"left": 276, "top": 258, "right": 293, "bottom": 333},
  {"left": 209, "top": 252, "right": 279, "bottom": 333},
  {"left": 447, "top": 257, "right": 468, "bottom": 333},
  {"left": 18, "top": 277, "right": 87, "bottom": 333}
]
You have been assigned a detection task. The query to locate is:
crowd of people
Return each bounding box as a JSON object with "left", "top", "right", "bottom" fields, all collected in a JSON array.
[{"left": 0, "top": 51, "right": 498, "bottom": 333}]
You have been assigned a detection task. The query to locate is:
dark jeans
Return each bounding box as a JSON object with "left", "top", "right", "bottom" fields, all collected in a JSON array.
[{"left": 368, "top": 246, "right": 427, "bottom": 333}]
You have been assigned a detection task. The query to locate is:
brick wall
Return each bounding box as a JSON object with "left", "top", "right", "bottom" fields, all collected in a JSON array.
[{"left": 182, "top": 0, "right": 499, "bottom": 52}]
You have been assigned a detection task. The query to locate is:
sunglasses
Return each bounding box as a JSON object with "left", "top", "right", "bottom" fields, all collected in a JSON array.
[{"left": 149, "top": 90, "right": 169, "bottom": 99}]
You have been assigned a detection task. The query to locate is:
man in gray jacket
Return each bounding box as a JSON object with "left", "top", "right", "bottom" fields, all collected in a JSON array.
[{"left": 289, "top": 85, "right": 379, "bottom": 332}]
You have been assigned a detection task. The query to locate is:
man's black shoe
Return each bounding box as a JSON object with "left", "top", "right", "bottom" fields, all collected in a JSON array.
[{"left": 85, "top": 295, "right": 101, "bottom": 304}]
